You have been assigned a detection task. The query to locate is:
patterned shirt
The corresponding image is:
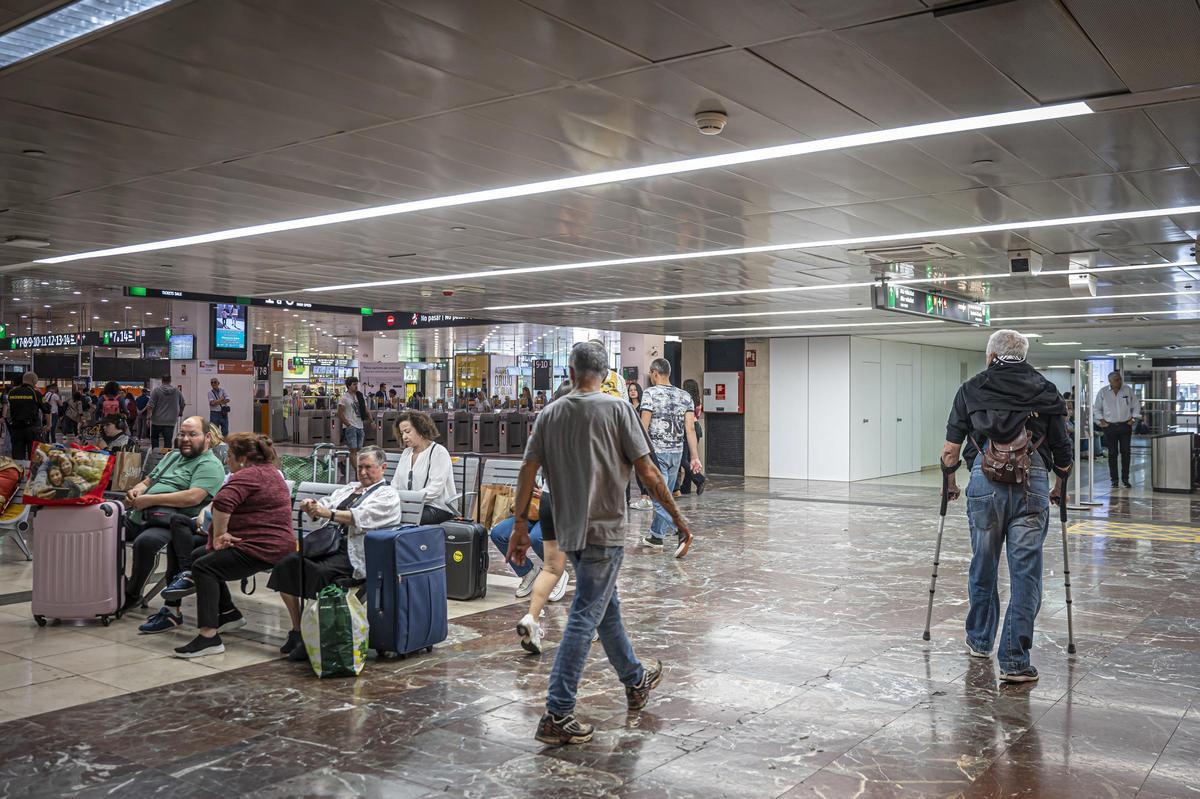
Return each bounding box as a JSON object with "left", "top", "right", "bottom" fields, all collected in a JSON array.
[{"left": 640, "top": 384, "right": 694, "bottom": 453}]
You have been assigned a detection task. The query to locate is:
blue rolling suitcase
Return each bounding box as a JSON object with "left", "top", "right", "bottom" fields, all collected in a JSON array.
[{"left": 364, "top": 526, "right": 448, "bottom": 659}]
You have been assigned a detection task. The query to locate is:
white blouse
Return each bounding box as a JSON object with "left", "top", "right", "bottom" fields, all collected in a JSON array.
[
  {"left": 317, "top": 481, "right": 404, "bottom": 579},
  {"left": 392, "top": 442, "right": 456, "bottom": 514}
]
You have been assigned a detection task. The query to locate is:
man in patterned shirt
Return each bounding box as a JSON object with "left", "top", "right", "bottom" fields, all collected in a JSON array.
[{"left": 639, "top": 358, "right": 701, "bottom": 556}]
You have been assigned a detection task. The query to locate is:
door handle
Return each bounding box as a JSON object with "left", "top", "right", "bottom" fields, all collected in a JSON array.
[{"left": 897, "top": 418, "right": 903, "bottom": 422}]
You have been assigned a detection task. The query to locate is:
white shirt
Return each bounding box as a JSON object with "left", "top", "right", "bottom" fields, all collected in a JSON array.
[
  {"left": 1094, "top": 385, "right": 1141, "bottom": 424},
  {"left": 316, "top": 481, "right": 404, "bottom": 578},
  {"left": 337, "top": 392, "right": 363, "bottom": 429},
  {"left": 392, "top": 442, "right": 456, "bottom": 514},
  {"left": 48, "top": 392, "right": 61, "bottom": 414}
]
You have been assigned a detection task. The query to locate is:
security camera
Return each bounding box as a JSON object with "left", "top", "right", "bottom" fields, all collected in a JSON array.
[
  {"left": 1008, "top": 249, "right": 1043, "bottom": 275},
  {"left": 694, "top": 110, "right": 728, "bottom": 136}
]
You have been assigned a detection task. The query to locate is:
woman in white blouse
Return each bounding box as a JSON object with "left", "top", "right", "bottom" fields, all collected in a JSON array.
[{"left": 393, "top": 411, "right": 456, "bottom": 524}]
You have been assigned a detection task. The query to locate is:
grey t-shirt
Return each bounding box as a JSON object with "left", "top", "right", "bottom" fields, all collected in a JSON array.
[
  {"left": 337, "top": 392, "right": 363, "bottom": 429},
  {"left": 524, "top": 390, "right": 649, "bottom": 552}
]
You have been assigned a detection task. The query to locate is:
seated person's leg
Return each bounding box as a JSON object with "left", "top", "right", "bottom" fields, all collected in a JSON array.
[
  {"left": 123, "top": 526, "right": 172, "bottom": 611},
  {"left": 267, "top": 540, "right": 353, "bottom": 656},
  {"left": 175, "top": 546, "right": 272, "bottom": 658},
  {"left": 419, "top": 505, "right": 454, "bottom": 525}
]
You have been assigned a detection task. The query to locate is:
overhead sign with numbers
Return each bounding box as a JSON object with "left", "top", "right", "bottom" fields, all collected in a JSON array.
[{"left": 873, "top": 284, "right": 990, "bottom": 327}]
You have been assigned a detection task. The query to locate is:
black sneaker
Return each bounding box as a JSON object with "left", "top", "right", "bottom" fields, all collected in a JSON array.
[
  {"left": 289, "top": 637, "right": 310, "bottom": 661},
  {"left": 280, "top": 630, "right": 302, "bottom": 655},
  {"left": 1122, "top": 480, "right": 1132, "bottom": 488},
  {"left": 1111, "top": 481, "right": 1119, "bottom": 489},
  {"left": 173, "top": 634, "right": 224, "bottom": 659},
  {"left": 999, "top": 666, "right": 1039, "bottom": 684},
  {"left": 217, "top": 608, "right": 246, "bottom": 634},
  {"left": 535, "top": 712, "right": 594, "bottom": 745},
  {"left": 626, "top": 659, "right": 664, "bottom": 710},
  {"left": 641, "top": 535, "right": 664, "bottom": 549}
]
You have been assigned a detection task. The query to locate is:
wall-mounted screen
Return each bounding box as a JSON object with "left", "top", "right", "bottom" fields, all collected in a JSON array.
[
  {"left": 210, "top": 304, "right": 247, "bottom": 357},
  {"left": 169, "top": 334, "right": 195, "bottom": 360}
]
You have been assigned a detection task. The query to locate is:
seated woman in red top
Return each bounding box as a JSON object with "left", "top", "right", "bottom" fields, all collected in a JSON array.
[{"left": 172, "top": 432, "right": 294, "bottom": 659}]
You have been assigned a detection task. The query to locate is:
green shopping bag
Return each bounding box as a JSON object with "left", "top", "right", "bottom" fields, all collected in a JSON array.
[{"left": 300, "top": 584, "right": 370, "bottom": 678}]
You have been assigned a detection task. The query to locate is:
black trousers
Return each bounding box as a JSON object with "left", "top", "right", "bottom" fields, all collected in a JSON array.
[
  {"left": 9, "top": 424, "right": 36, "bottom": 461},
  {"left": 125, "top": 525, "right": 205, "bottom": 604},
  {"left": 678, "top": 439, "right": 707, "bottom": 495},
  {"left": 150, "top": 424, "right": 174, "bottom": 450},
  {"left": 1103, "top": 422, "right": 1133, "bottom": 483},
  {"left": 421, "top": 506, "right": 453, "bottom": 525},
  {"left": 190, "top": 545, "right": 271, "bottom": 630}
]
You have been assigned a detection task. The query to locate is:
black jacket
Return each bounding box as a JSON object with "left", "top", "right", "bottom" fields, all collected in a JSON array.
[{"left": 946, "top": 360, "right": 1072, "bottom": 474}]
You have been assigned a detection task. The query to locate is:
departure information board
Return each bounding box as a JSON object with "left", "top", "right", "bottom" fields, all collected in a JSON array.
[{"left": 873, "top": 284, "right": 989, "bottom": 327}]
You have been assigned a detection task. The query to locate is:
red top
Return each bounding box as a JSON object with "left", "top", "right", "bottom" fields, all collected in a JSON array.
[{"left": 210, "top": 463, "right": 294, "bottom": 564}]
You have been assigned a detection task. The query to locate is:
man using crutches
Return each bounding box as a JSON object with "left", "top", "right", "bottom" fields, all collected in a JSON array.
[{"left": 938, "top": 330, "right": 1073, "bottom": 684}]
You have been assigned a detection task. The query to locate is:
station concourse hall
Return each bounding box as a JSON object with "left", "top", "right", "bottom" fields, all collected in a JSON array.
[{"left": 1, "top": 1, "right": 1200, "bottom": 797}]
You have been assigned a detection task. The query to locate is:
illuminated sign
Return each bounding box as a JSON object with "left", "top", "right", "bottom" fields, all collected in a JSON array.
[
  {"left": 873, "top": 284, "right": 990, "bottom": 327},
  {"left": 7, "top": 333, "right": 92, "bottom": 349},
  {"left": 362, "top": 311, "right": 499, "bottom": 331},
  {"left": 124, "top": 287, "right": 368, "bottom": 316}
]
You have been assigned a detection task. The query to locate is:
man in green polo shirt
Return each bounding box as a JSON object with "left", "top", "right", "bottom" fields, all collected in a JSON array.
[{"left": 122, "top": 416, "right": 226, "bottom": 615}]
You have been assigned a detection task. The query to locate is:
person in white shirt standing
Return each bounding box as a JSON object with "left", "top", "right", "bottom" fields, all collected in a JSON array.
[
  {"left": 337, "top": 377, "right": 368, "bottom": 469},
  {"left": 1094, "top": 370, "right": 1141, "bottom": 489}
]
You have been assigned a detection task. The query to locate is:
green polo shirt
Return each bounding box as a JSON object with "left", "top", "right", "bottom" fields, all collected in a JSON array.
[{"left": 131, "top": 449, "right": 225, "bottom": 522}]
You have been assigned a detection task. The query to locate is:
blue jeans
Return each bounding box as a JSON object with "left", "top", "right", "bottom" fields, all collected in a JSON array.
[
  {"left": 489, "top": 516, "right": 544, "bottom": 578},
  {"left": 342, "top": 425, "right": 364, "bottom": 449},
  {"left": 210, "top": 412, "right": 229, "bottom": 437},
  {"left": 965, "top": 462, "right": 1050, "bottom": 672},
  {"left": 546, "top": 545, "right": 643, "bottom": 717},
  {"left": 648, "top": 449, "right": 683, "bottom": 540}
]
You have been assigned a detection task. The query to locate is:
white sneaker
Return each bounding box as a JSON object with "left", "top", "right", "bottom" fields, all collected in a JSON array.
[
  {"left": 549, "top": 570, "right": 570, "bottom": 602},
  {"left": 515, "top": 565, "right": 541, "bottom": 599},
  {"left": 630, "top": 497, "right": 654, "bottom": 510},
  {"left": 517, "top": 613, "right": 543, "bottom": 654}
]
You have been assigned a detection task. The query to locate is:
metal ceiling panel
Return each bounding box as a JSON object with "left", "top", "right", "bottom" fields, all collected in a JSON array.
[
  {"left": 387, "top": 0, "right": 647, "bottom": 79},
  {"left": 1146, "top": 100, "right": 1200, "bottom": 165},
  {"left": 911, "top": 132, "right": 1045, "bottom": 186},
  {"left": 753, "top": 32, "right": 949, "bottom": 127},
  {"left": 520, "top": 0, "right": 727, "bottom": 61},
  {"left": 651, "top": 0, "right": 821, "bottom": 46},
  {"left": 1063, "top": 0, "right": 1200, "bottom": 92},
  {"left": 1060, "top": 110, "right": 1187, "bottom": 172},
  {"left": 786, "top": 0, "right": 926, "bottom": 30},
  {"left": 666, "top": 49, "right": 871, "bottom": 138},
  {"left": 983, "top": 122, "right": 1115, "bottom": 180},
  {"left": 1123, "top": 168, "right": 1200, "bottom": 209},
  {"left": 840, "top": 13, "right": 1035, "bottom": 115},
  {"left": 938, "top": 0, "right": 1126, "bottom": 103},
  {"left": 1053, "top": 174, "right": 1154, "bottom": 213}
]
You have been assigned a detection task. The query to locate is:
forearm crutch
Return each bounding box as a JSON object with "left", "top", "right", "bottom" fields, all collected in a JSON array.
[
  {"left": 923, "top": 461, "right": 958, "bottom": 641},
  {"left": 1057, "top": 485, "right": 1077, "bottom": 655}
]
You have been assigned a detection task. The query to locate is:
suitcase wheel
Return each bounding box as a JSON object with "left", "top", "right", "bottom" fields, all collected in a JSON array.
[
  {"left": 426, "top": 646, "right": 433, "bottom": 653},
  {"left": 100, "top": 616, "right": 111, "bottom": 627},
  {"left": 34, "top": 615, "right": 46, "bottom": 628}
]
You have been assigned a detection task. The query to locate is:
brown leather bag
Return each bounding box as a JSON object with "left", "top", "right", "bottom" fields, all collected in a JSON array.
[{"left": 973, "top": 429, "right": 1044, "bottom": 486}]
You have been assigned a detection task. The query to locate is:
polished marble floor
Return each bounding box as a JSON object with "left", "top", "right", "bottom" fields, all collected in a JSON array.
[{"left": 0, "top": 462, "right": 1197, "bottom": 798}]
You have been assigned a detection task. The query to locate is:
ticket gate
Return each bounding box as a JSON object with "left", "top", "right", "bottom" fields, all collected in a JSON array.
[
  {"left": 430, "top": 411, "right": 449, "bottom": 445},
  {"left": 379, "top": 410, "right": 399, "bottom": 448},
  {"left": 499, "top": 411, "right": 527, "bottom": 454},
  {"left": 296, "top": 410, "right": 330, "bottom": 445},
  {"left": 472, "top": 412, "right": 499, "bottom": 454},
  {"left": 448, "top": 411, "right": 473, "bottom": 453}
]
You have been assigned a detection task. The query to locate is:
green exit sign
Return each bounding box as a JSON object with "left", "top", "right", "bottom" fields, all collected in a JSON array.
[
  {"left": 360, "top": 307, "right": 372, "bottom": 315},
  {"left": 128, "top": 286, "right": 148, "bottom": 297},
  {"left": 0, "top": 323, "right": 6, "bottom": 338}
]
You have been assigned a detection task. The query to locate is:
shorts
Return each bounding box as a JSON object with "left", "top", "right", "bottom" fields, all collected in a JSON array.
[
  {"left": 342, "top": 426, "right": 364, "bottom": 449},
  {"left": 538, "top": 492, "right": 556, "bottom": 541}
]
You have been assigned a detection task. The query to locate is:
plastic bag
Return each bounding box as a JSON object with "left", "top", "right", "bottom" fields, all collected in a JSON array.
[{"left": 300, "top": 584, "right": 369, "bottom": 678}]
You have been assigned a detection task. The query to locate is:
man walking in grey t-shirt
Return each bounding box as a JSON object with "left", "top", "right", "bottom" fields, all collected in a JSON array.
[
  {"left": 145, "top": 374, "right": 186, "bottom": 450},
  {"left": 508, "top": 341, "right": 690, "bottom": 746}
]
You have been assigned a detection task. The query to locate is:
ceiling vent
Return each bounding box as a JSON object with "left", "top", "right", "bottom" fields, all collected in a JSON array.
[
  {"left": 2, "top": 235, "right": 50, "bottom": 249},
  {"left": 848, "top": 242, "right": 963, "bottom": 262}
]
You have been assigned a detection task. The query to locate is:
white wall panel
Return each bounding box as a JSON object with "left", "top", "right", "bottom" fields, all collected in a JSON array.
[
  {"left": 768, "top": 337, "right": 810, "bottom": 479},
  {"left": 808, "top": 337, "right": 851, "bottom": 482}
]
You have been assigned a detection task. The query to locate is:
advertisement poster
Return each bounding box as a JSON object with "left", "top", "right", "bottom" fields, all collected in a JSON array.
[
  {"left": 213, "top": 303, "right": 247, "bottom": 350},
  {"left": 285, "top": 357, "right": 309, "bottom": 380}
]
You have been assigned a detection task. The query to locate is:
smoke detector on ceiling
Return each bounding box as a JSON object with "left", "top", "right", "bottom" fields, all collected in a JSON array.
[
  {"left": 848, "top": 242, "right": 963, "bottom": 262},
  {"left": 694, "top": 111, "right": 728, "bottom": 136}
]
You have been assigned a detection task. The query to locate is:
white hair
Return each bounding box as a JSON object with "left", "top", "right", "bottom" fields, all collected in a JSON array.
[{"left": 986, "top": 329, "right": 1029, "bottom": 363}]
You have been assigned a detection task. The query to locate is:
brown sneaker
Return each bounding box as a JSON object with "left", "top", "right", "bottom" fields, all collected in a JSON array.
[
  {"left": 535, "top": 712, "right": 594, "bottom": 745},
  {"left": 674, "top": 530, "right": 693, "bottom": 559},
  {"left": 625, "top": 659, "right": 664, "bottom": 710}
]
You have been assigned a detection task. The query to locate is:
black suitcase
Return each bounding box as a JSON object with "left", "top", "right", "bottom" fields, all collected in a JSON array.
[{"left": 443, "top": 520, "right": 488, "bottom": 600}]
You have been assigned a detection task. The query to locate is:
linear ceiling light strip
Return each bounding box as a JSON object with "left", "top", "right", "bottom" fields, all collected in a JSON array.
[
  {"left": 711, "top": 320, "right": 946, "bottom": 333},
  {"left": 0, "top": 0, "right": 172, "bottom": 69},
  {"left": 611, "top": 306, "right": 869, "bottom": 323},
  {"left": 994, "top": 309, "right": 1200, "bottom": 321},
  {"left": 484, "top": 256, "right": 1196, "bottom": 312},
  {"left": 35, "top": 103, "right": 1093, "bottom": 267},
  {"left": 310, "top": 201, "right": 1197, "bottom": 294}
]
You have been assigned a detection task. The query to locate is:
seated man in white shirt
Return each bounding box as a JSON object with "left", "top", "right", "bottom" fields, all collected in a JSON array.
[{"left": 1093, "top": 370, "right": 1141, "bottom": 489}]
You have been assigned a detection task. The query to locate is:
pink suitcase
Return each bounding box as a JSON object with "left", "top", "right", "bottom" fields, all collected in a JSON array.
[{"left": 31, "top": 501, "right": 125, "bottom": 627}]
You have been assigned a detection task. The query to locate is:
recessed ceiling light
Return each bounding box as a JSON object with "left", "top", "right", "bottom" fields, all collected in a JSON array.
[
  {"left": 71, "top": 290, "right": 81, "bottom": 295},
  {"left": 100, "top": 298, "right": 108, "bottom": 302},
  {"left": 315, "top": 206, "right": 1199, "bottom": 294},
  {"left": 971, "top": 159, "right": 995, "bottom": 166},
  {"left": 39, "top": 281, "right": 49, "bottom": 285},
  {"left": 35, "top": 104, "right": 1094, "bottom": 266}
]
